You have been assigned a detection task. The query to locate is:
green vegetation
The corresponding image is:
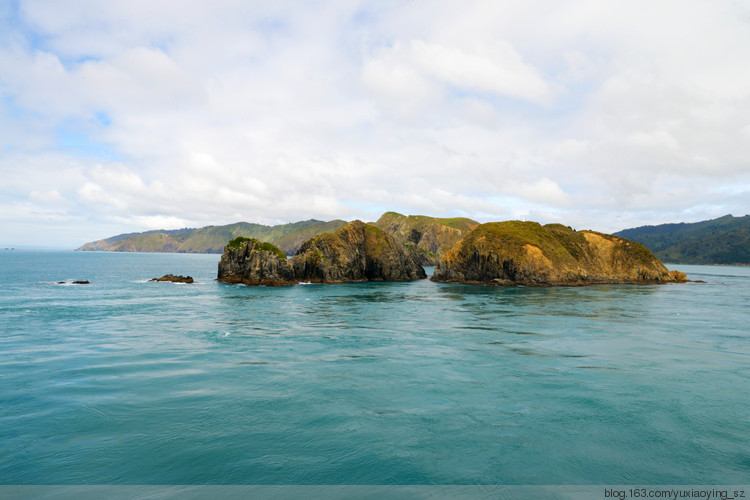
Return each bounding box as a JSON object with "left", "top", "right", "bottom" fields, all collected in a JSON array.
[
  {"left": 78, "top": 213, "right": 481, "bottom": 257},
  {"left": 274, "top": 219, "right": 347, "bottom": 254},
  {"left": 227, "top": 236, "right": 253, "bottom": 249},
  {"left": 437, "top": 217, "right": 479, "bottom": 232},
  {"left": 78, "top": 219, "right": 347, "bottom": 255},
  {"left": 436, "top": 220, "right": 677, "bottom": 284},
  {"left": 255, "top": 241, "right": 287, "bottom": 260},
  {"left": 542, "top": 223, "right": 589, "bottom": 260},
  {"left": 464, "top": 221, "right": 583, "bottom": 262},
  {"left": 365, "top": 223, "right": 389, "bottom": 257},
  {"left": 226, "top": 237, "right": 287, "bottom": 260},
  {"left": 374, "top": 212, "right": 479, "bottom": 264},
  {"left": 614, "top": 214, "right": 750, "bottom": 265},
  {"left": 376, "top": 212, "right": 478, "bottom": 232}
]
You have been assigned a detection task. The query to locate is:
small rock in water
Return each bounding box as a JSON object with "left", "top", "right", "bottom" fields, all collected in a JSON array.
[
  {"left": 72, "top": 280, "right": 90, "bottom": 284},
  {"left": 149, "top": 274, "right": 194, "bottom": 283}
]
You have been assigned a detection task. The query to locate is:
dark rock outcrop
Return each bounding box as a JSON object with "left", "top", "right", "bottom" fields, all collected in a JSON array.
[
  {"left": 291, "top": 220, "right": 426, "bottom": 282},
  {"left": 150, "top": 274, "right": 195, "bottom": 283},
  {"left": 433, "top": 221, "right": 688, "bottom": 286},
  {"left": 217, "top": 238, "right": 295, "bottom": 286},
  {"left": 217, "top": 222, "right": 426, "bottom": 285}
]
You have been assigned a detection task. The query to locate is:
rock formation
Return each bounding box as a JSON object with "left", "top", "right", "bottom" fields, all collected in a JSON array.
[
  {"left": 149, "top": 274, "right": 195, "bottom": 283},
  {"left": 217, "top": 222, "right": 426, "bottom": 285},
  {"left": 374, "top": 212, "right": 479, "bottom": 266},
  {"left": 217, "top": 238, "right": 296, "bottom": 286},
  {"left": 432, "top": 221, "right": 688, "bottom": 286},
  {"left": 291, "top": 220, "right": 426, "bottom": 282}
]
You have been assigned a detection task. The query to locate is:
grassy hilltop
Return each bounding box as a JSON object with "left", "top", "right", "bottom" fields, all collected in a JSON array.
[
  {"left": 374, "top": 211, "right": 479, "bottom": 265},
  {"left": 433, "top": 221, "right": 686, "bottom": 285}
]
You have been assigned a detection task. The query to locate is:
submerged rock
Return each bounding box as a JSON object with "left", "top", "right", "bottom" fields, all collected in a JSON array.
[
  {"left": 217, "top": 237, "right": 295, "bottom": 286},
  {"left": 432, "top": 221, "right": 688, "bottom": 286},
  {"left": 150, "top": 274, "right": 195, "bottom": 283},
  {"left": 291, "top": 220, "right": 427, "bottom": 282}
]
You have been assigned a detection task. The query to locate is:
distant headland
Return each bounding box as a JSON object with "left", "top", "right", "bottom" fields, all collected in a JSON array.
[{"left": 77, "top": 212, "right": 750, "bottom": 267}]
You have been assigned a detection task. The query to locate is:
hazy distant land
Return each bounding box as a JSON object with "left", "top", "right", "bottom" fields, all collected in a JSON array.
[{"left": 78, "top": 213, "right": 750, "bottom": 266}]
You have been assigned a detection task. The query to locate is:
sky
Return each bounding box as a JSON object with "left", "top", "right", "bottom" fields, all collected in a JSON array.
[{"left": 1, "top": 0, "right": 749, "bottom": 248}]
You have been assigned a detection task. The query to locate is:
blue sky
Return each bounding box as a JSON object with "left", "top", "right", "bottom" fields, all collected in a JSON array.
[{"left": 1, "top": 0, "right": 750, "bottom": 248}]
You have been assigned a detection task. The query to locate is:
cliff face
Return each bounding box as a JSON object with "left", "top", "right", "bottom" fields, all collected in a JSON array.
[
  {"left": 374, "top": 212, "right": 479, "bottom": 265},
  {"left": 433, "top": 221, "right": 688, "bottom": 285},
  {"left": 217, "top": 238, "right": 296, "bottom": 286},
  {"left": 291, "top": 221, "right": 426, "bottom": 282},
  {"left": 217, "top": 222, "right": 426, "bottom": 285}
]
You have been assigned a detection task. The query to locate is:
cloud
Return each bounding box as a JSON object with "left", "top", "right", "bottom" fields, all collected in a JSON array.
[
  {"left": 29, "top": 189, "right": 70, "bottom": 205},
  {"left": 362, "top": 38, "right": 551, "bottom": 116},
  {"left": 1, "top": 0, "right": 749, "bottom": 246}
]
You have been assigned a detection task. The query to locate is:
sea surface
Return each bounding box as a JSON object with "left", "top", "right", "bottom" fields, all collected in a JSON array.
[{"left": 0, "top": 250, "right": 748, "bottom": 485}]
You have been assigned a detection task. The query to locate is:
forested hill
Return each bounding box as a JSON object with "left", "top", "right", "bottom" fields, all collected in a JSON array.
[
  {"left": 77, "top": 219, "right": 348, "bottom": 255},
  {"left": 614, "top": 214, "right": 750, "bottom": 265}
]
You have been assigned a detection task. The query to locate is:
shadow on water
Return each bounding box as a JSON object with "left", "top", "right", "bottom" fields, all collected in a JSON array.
[{"left": 434, "top": 280, "right": 665, "bottom": 321}]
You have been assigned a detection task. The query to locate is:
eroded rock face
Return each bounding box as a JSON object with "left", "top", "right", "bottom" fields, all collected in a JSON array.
[
  {"left": 374, "top": 212, "right": 479, "bottom": 266},
  {"left": 216, "top": 222, "right": 427, "bottom": 285},
  {"left": 291, "top": 220, "right": 426, "bottom": 282},
  {"left": 432, "top": 221, "right": 688, "bottom": 286},
  {"left": 217, "top": 238, "right": 295, "bottom": 286}
]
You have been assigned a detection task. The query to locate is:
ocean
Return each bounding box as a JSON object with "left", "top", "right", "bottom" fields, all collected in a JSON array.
[{"left": 1, "top": 250, "right": 748, "bottom": 486}]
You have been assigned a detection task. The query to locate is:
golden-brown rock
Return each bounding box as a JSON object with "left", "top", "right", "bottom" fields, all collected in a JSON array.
[
  {"left": 374, "top": 212, "right": 479, "bottom": 265},
  {"left": 432, "top": 221, "right": 688, "bottom": 286}
]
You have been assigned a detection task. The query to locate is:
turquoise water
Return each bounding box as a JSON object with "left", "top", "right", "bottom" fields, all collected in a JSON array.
[{"left": 1, "top": 251, "right": 748, "bottom": 484}]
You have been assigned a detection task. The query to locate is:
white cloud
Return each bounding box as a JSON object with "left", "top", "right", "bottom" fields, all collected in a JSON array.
[
  {"left": 29, "top": 189, "right": 69, "bottom": 205},
  {"left": 363, "top": 39, "right": 550, "bottom": 106},
  {"left": 1, "top": 0, "right": 749, "bottom": 247}
]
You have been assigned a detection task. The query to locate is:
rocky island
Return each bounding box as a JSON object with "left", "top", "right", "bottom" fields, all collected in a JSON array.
[
  {"left": 432, "top": 221, "right": 688, "bottom": 286},
  {"left": 150, "top": 274, "right": 195, "bottom": 283},
  {"left": 217, "top": 220, "right": 426, "bottom": 285},
  {"left": 217, "top": 237, "right": 297, "bottom": 286},
  {"left": 217, "top": 218, "right": 687, "bottom": 287},
  {"left": 374, "top": 212, "right": 479, "bottom": 265}
]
